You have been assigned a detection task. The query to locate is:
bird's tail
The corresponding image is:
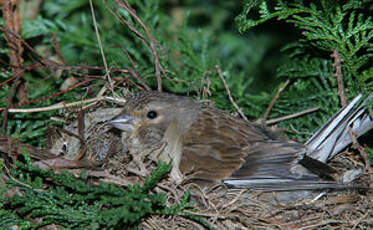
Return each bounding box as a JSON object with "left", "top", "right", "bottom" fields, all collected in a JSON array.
[{"left": 306, "top": 93, "right": 373, "bottom": 163}]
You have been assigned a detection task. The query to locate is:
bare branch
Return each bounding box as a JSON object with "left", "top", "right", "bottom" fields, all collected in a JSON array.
[
  {"left": 216, "top": 65, "right": 248, "bottom": 121},
  {"left": 2, "top": 96, "right": 126, "bottom": 113},
  {"left": 266, "top": 106, "right": 320, "bottom": 125},
  {"left": 115, "top": 0, "right": 164, "bottom": 91},
  {"left": 89, "top": 0, "right": 115, "bottom": 96},
  {"left": 331, "top": 49, "right": 346, "bottom": 106},
  {"left": 263, "top": 80, "right": 290, "bottom": 124}
]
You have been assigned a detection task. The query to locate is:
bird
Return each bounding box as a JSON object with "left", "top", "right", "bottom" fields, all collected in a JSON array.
[{"left": 109, "top": 91, "right": 373, "bottom": 191}]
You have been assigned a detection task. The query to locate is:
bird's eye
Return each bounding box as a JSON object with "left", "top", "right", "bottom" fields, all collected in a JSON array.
[{"left": 146, "top": 111, "right": 158, "bottom": 119}]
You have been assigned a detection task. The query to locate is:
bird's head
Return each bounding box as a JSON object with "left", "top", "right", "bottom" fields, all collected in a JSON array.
[{"left": 109, "top": 91, "right": 199, "bottom": 147}]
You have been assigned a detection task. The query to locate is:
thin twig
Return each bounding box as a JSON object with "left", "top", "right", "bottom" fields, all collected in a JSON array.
[
  {"left": 301, "top": 220, "right": 349, "bottom": 229},
  {"left": 351, "top": 210, "right": 370, "bottom": 230},
  {"left": 331, "top": 49, "right": 346, "bottom": 106},
  {"left": 120, "top": 47, "right": 151, "bottom": 90},
  {"left": 4, "top": 163, "right": 33, "bottom": 189},
  {"left": 2, "top": 96, "right": 126, "bottom": 113},
  {"left": 266, "top": 106, "right": 320, "bottom": 125},
  {"left": 216, "top": 65, "right": 248, "bottom": 121},
  {"left": 0, "top": 74, "right": 17, "bottom": 87},
  {"left": 288, "top": 124, "right": 313, "bottom": 136},
  {"left": 102, "top": 0, "right": 153, "bottom": 91},
  {"left": 115, "top": 0, "right": 164, "bottom": 91},
  {"left": 5, "top": 98, "right": 103, "bottom": 113},
  {"left": 51, "top": 33, "right": 66, "bottom": 65},
  {"left": 263, "top": 79, "right": 290, "bottom": 124},
  {"left": 89, "top": 0, "right": 115, "bottom": 95},
  {"left": 348, "top": 129, "right": 372, "bottom": 176},
  {"left": 102, "top": 0, "right": 146, "bottom": 41},
  {"left": 221, "top": 189, "right": 246, "bottom": 209}
]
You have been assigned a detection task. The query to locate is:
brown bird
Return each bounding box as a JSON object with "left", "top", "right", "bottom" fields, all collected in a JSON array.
[{"left": 109, "top": 91, "right": 373, "bottom": 190}]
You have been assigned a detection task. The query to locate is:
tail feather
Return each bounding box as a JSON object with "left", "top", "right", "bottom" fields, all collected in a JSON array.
[
  {"left": 224, "top": 93, "right": 373, "bottom": 191},
  {"left": 331, "top": 96, "right": 373, "bottom": 158},
  {"left": 306, "top": 93, "right": 373, "bottom": 162},
  {"left": 223, "top": 178, "right": 359, "bottom": 191}
]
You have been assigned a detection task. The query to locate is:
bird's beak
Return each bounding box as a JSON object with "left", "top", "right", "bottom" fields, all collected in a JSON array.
[{"left": 108, "top": 112, "right": 135, "bottom": 132}]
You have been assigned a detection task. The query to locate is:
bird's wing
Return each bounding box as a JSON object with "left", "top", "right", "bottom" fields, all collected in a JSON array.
[
  {"left": 180, "top": 107, "right": 273, "bottom": 182},
  {"left": 223, "top": 141, "right": 343, "bottom": 190}
]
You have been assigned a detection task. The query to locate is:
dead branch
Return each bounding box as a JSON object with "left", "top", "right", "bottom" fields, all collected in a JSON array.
[
  {"left": 120, "top": 47, "right": 151, "bottom": 90},
  {"left": 51, "top": 33, "right": 67, "bottom": 65},
  {"left": 348, "top": 129, "right": 372, "bottom": 180},
  {"left": 216, "top": 65, "right": 248, "bottom": 121},
  {"left": 331, "top": 49, "right": 346, "bottom": 106},
  {"left": 266, "top": 106, "right": 320, "bottom": 125},
  {"left": 115, "top": 0, "right": 164, "bottom": 91},
  {"left": 1, "top": 96, "right": 126, "bottom": 113},
  {"left": 89, "top": 0, "right": 116, "bottom": 96},
  {"left": 263, "top": 79, "right": 290, "bottom": 124}
]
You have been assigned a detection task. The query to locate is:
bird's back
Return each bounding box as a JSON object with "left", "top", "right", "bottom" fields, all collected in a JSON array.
[{"left": 180, "top": 107, "right": 318, "bottom": 187}]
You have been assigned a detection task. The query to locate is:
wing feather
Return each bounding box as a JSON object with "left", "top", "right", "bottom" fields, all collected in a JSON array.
[{"left": 180, "top": 107, "right": 340, "bottom": 190}]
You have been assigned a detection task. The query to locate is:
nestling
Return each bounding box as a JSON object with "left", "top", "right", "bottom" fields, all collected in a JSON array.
[{"left": 109, "top": 91, "right": 373, "bottom": 190}]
